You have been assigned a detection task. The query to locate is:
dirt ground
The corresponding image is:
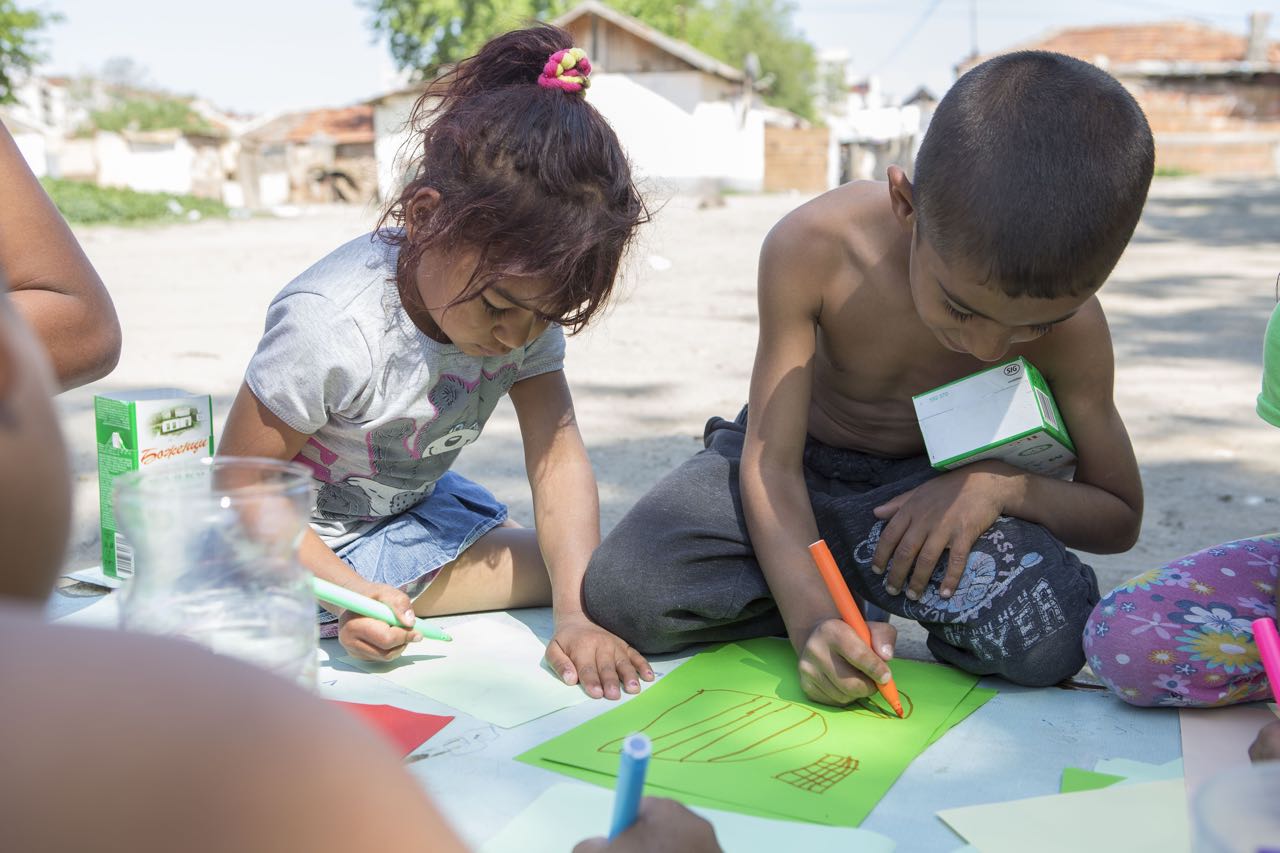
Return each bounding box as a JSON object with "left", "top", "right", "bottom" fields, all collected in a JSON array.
[{"left": 55, "top": 177, "right": 1280, "bottom": 604}]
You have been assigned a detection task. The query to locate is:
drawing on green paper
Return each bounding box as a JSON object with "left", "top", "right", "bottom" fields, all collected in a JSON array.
[
  {"left": 775, "top": 754, "right": 859, "bottom": 793},
  {"left": 599, "top": 690, "right": 826, "bottom": 763},
  {"left": 598, "top": 686, "right": 915, "bottom": 768},
  {"left": 519, "top": 638, "right": 994, "bottom": 828},
  {"left": 849, "top": 691, "right": 915, "bottom": 720}
]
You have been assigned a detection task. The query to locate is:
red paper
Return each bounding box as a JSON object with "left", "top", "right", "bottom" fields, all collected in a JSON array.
[{"left": 331, "top": 700, "right": 453, "bottom": 756}]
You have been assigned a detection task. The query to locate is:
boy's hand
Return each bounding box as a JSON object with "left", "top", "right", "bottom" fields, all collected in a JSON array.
[
  {"left": 337, "top": 582, "right": 420, "bottom": 662},
  {"left": 798, "top": 618, "right": 897, "bottom": 707},
  {"left": 1250, "top": 720, "right": 1280, "bottom": 763},
  {"left": 546, "top": 612, "right": 655, "bottom": 700},
  {"left": 573, "top": 797, "right": 721, "bottom": 853},
  {"left": 871, "top": 462, "right": 1018, "bottom": 601}
]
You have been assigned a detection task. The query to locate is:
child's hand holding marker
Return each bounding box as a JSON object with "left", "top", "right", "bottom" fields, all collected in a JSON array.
[
  {"left": 573, "top": 798, "right": 721, "bottom": 853},
  {"left": 334, "top": 581, "right": 425, "bottom": 662},
  {"left": 798, "top": 618, "right": 899, "bottom": 707},
  {"left": 808, "top": 540, "right": 904, "bottom": 715},
  {"left": 1248, "top": 615, "right": 1280, "bottom": 763}
]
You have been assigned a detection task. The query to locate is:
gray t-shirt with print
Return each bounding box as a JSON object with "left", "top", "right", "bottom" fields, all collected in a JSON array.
[{"left": 245, "top": 232, "right": 565, "bottom": 547}]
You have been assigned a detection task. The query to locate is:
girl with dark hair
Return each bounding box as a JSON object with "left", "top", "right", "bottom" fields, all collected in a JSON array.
[{"left": 219, "top": 25, "right": 654, "bottom": 701}]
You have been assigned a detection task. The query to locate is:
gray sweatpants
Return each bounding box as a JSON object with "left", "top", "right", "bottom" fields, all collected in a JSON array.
[{"left": 583, "top": 410, "right": 1101, "bottom": 687}]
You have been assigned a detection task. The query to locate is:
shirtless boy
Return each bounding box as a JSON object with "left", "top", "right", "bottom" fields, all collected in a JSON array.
[{"left": 582, "top": 50, "right": 1153, "bottom": 705}]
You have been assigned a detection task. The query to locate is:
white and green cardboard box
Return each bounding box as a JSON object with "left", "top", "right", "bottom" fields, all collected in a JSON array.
[
  {"left": 912, "top": 357, "right": 1075, "bottom": 477},
  {"left": 95, "top": 389, "right": 214, "bottom": 578}
]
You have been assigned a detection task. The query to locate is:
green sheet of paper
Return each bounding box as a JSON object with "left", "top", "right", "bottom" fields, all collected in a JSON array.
[
  {"left": 520, "top": 681, "right": 995, "bottom": 822},
  {"left": 927, "top": 685, "right": 997, "bottom": 746},
  {"left": 518, "top": 638, "right": 990, "bottom": 827},
  {"left": 937, "top": 778, "right": 1189, "bottom": 853},
  {"left": 480, "top": 783, "right": 898, "bottom": 853},
  {"left": 1059, "top": 768, "right": 1124, "bottom": 793}
]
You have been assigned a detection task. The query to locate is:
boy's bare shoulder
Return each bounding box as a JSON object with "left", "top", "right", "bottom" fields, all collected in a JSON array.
[
  {"left": 761, "top": 181, "right": 897, "bottom": 280},
  {"left": 0, "top": 610, "right": 459, "bottom": 853},
  {"left": 1020, "top": 296, "right": 1115, "bottom": 385}
]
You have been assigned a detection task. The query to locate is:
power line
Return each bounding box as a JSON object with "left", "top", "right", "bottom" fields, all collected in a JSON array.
[{"left": 872, "top": 0, "right": 947, "bottom": 72}]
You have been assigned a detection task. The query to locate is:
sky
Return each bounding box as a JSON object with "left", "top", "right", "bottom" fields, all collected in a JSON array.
[{"left": 35, "top": 0, "right": 1280, "bottom": 115}]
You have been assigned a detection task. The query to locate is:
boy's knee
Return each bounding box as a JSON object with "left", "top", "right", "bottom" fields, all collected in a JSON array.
[
  {"left": 930, "top": 564, "right": 1096, "bottom": 687},
  {"left": 583, "top": 533, "right": 678, "bottom": 656},
  {"left": 998, "top": 627, "right": 1088, "bottom": 687}
]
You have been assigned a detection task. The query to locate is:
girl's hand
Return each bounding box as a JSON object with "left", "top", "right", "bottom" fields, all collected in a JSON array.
[
  {"left": 797, "top": 618, "right": 897, "bottom": 707},
  {"left": 546, "top": 613, "right": 654, "bottom": 700},
  {"left": 337, "top": 582, "right": 420, "bottom": 662},
  {"left": 872, "top": 462, "right": 1017, "bottom": 601}
]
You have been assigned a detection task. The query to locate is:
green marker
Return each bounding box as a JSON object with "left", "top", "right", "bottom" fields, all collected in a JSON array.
[{"left": 311, "top": 576, "right": 452, "bottom": 642}]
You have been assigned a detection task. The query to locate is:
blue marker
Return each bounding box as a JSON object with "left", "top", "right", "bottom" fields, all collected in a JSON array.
[{"left": 608, "top": 733, "right": 652, "bottom": 840}]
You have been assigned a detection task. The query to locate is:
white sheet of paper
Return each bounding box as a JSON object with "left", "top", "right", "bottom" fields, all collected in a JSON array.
[
  {"left": 480, "top": 783, "right": 897, "bottom": 853},
  {"left": 341, "top": 613, "right": 590, "bottom": 728},
  {"left": 1180, "top": 704, "right": 1276, "bottom": 803},
  {"left": 53, "top": 591, "right": 120, "bottom": 627},
  {"left": 62, "top": 565, "right": 123, "bottom": 589},
  {"left": 1092, "top": 757, "right": 1183, "bottom": 785},
  {"left": 937, "top": 779, "right": 1189, "bottom": 853}
]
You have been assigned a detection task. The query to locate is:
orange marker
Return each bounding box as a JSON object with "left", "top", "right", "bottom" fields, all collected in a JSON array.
[{"left": 807, "top": 538, "right": 905, "bottom": 718}]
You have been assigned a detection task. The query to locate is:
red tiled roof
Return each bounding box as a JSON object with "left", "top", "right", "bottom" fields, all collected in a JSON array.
[
  {"left": 283, "top": 105, "right": 374, "bottom": 145},
  {"left": 969, "top": 20, "right": 1280, "bottom": 69}
]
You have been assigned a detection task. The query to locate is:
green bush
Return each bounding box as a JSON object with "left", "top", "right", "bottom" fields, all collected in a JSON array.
[
  {"left": 89, "top": 97, "right": 215, "bottom": 135},
  {"left": 40, "top": 178, "right": 228, "bottom": 225}
]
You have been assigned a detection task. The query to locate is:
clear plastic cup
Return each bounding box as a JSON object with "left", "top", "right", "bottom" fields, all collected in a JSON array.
[
  {"left": 113, "top": 456, "right": 318, "bottom": 687},
  {"left": 1192, "top": 760, "right": 1280, "bottom": 852}
]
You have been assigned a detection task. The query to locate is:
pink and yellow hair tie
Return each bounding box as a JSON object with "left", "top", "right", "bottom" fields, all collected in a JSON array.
[{"left": 538, "top": 47, "right": 592, "bottom": 93}]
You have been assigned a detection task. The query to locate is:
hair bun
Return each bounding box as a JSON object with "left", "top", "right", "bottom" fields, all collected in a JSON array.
[{"left": 538, "top": 47, "right": 592, "bottom": 93}]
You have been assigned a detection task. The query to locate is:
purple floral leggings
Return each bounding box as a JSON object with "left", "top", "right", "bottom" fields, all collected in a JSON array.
[{"left": 1084, "top": 535, "right": 1279, "bottom": 707}]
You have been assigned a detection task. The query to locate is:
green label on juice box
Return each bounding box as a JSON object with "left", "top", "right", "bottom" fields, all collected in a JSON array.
[{"left": 95, "top": 390, "right": 214, "bottom": 578}]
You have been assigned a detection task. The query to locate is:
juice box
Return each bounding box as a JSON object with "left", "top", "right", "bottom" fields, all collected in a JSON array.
[
  {"left": 95, "top": 389, "right": 214, "bottom": 578},
  {"left": 912, "top": 357, "right": 1075, "bottom": 477}
]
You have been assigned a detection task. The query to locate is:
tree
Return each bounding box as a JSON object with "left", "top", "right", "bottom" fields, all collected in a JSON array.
[
  {"left": 681, "top": 0, "right": 817, "bottom": 120},
  {"left": 99, "top": 56, "right": 151, "bottom": 91},
  {"left": 365, "top": 0, "right": 560, "bottom": 78},
  {"left": 365, "top": 0, "right": 816, "bottom": 118},
  {"left": 0, "top": 0, "right": 59, "bottom": 103}
]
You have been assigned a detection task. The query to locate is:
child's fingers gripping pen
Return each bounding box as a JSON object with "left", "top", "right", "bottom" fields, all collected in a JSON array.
[
  {"left": 311, "top": 576, "right": 452, "bottom": 642},
  {"left": 608, "top": 733, "right": 651, "bottom": 840},
  {"left": 807, "top": 539, "right": 905, "bottom": 718}
]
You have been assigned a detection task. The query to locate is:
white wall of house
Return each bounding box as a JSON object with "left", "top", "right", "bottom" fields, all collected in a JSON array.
[
  {"left": 10, "top": 129, "right": 48, "bottom": 177},
  {"left": 258, "top": 171, "right": 290, "bottom": 207},
  {"left": 371, "top": 72, "right": 767, "bottom": 199},
  {"left": 95, "top": 131, "right": 196, "bottom": 194},
  {"left": 56, "top": 138, "right": 98, "bottom": 181},
  {"left": 585, "top": 74, "right": 764, "bottom": 192},
  {"left": 624, "top": 70, "right": 738, "bottom": 113},
  {"left": 373, "top": 93, "right": 423, "bottom": 203}
]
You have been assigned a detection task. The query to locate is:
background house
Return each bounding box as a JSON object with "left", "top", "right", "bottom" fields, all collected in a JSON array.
[
  {"left": 961, "top": 13, "right": 1280, "bottom": 176},
  {"left": 2, "top": 75, "right": 243, "bottom": 200},
  {"left": 556, "top": 0, "right": 829, "bottom": 193},
  {"left": 369, "top": 0, "right": 834, "bottom": 202},
  {"left": 90, "top": 123, "right": 233, "bottom": 200},
  {"left": 239, "top": 105, "right": 376, "bottom": 208},
  {"left": 817, "top": 50, "right": 936, "bottom": 184}
]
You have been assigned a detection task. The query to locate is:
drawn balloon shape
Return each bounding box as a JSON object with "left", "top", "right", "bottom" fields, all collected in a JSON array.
[{"left": 598, "top": 689, "right": 827, "bottom": 763}]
